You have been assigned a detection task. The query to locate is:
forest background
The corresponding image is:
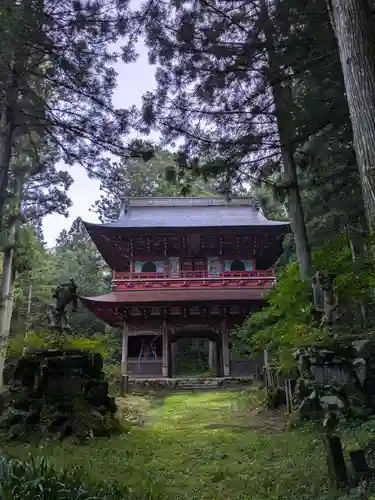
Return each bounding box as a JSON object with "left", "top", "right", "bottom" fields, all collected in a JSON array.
[{"left": 0, "top": 0, "right": 375, "bottom": 377}]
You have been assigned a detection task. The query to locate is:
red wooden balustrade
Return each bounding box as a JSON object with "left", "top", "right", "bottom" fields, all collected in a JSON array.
[{"left": 113, "top": 269, "right": 275, "bottom": 281}]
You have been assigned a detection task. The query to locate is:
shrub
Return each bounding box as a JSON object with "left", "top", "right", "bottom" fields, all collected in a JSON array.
[
  {"left": 0, "top": 455, "right": 95, "bottom": 499},
  {"left": 104, "top": 362, "right": 122, "bottom": 395},
  {"left": 235, "top": 262, "right": 327, "bottom": 373},
  {"left": 235, "top": 234, "right": 375, "bottom": 373},
  {"left": 0, "top": 454, "right": 150, "bottom": 499},
  {"left": 8, "top": 332, "right": 109, "bottom": 359}
]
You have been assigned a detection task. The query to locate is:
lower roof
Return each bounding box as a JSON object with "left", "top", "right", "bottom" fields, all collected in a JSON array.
[
  {"left": 80, "top": 288, "right": 267, "bottom": 306},
  {"left": 80, "top": 289, "right": 266, "bottom": 327}
]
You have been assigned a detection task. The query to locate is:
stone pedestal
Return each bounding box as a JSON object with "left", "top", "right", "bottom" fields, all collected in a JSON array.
[{"left": 0, "top": 348, "right": 118, "bottom": 442}]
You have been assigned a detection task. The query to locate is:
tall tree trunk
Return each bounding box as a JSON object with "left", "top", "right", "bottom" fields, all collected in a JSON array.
[
  {"left": 0, "top": 104, "right": 15, "bottom": 231},
  {"left": 327, "top": 0, "right": 375, "bottom": 226},
  {"left": 261, "top": 0, "right": 313, "bottom": 280},
  {"left": 0, "top": 222, "right": 15, "bottom": 387},
  {"left": 0, "top": 167, "right": 25, "bottom": 386},
  {"left": 4, "top": 267, "right": 16, "bottom": 340}
]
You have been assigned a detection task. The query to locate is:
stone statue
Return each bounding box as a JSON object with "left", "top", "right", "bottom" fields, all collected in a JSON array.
[{"left": 48, "top": 278, "right": 78, "bottom": 332}]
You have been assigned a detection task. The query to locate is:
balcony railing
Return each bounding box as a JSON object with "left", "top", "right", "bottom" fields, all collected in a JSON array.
[
  {"left": 112, "top": 269, "right": 276, "bottom": 291},
  {"left": 113, "top": 269, "right": 275, "bottom": 281}
]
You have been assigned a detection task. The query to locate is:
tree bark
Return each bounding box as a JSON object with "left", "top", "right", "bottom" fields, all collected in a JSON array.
[
  {"left": 261, "top": 0, "right": 313, "bottom": 280},
  {"left": 0, "top": 222, "right": 15, "bottom": 387},
  {"left": 327, "top": 0, "right": 375, "bottom": 227},
  {"left": 4, "top": 268, "right": 15, "bottom": 338},
  {"left": 0, "top": 104, "right": 16, "bottom": 231}
]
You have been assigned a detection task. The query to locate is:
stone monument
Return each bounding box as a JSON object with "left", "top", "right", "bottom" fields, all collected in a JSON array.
[{"left": 0, "top": 280, "right": 120, "bottom": 441}]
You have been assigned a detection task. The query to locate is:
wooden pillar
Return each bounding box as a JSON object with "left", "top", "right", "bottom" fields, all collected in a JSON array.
[
  {"left": 171, "top": 341, "right": 178, "bottom": 376},
  {"left": 121, "top": 322, "right": 129, "bottom": 395},
  {"left": 168, "top": 339, "right": 172, "bottom": 378},
  {"left": 221, "top": 319, "right": 230, "bottom": 377},
  {"left": 208, "top": 341, "right": 216, "bottom": 372},
  {"left": 162, "top": 320, "right": 169, "bottom": 377},
  {"left": 215, "top": 339, "right": 222, "bottom": 377}
]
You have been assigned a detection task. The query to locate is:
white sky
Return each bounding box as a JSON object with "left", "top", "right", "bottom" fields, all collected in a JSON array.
[{"left": 43, "top": 36, "right": 157, "bottom": 247}]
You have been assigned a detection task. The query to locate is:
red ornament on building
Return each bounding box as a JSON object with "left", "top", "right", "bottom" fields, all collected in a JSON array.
[{"left": 79, "top": 197, "right": 289, "bottom": 384}]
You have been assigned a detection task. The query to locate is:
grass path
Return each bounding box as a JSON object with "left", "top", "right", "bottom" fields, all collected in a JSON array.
[{"left": 3, "top": 389, "right": 367, "bottom": 499}]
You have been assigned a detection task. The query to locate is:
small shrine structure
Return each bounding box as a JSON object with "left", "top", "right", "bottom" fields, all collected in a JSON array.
[{"left": 80, "top": 197, "right": 289, "bottom": 385}]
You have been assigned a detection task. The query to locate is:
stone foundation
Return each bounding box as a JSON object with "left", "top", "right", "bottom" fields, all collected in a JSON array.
[
  {"left": 294, "top": 341, "right": 375, "bottom": 419},
  {"left": 127, "top": 376, "right": 256, "bottom": 393},
  {"left": 0, "top": 348, "right": 119, "bottom": 441}
]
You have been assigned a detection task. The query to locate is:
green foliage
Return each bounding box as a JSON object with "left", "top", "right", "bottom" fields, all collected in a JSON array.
[
  {"left": 313, "top": 234, "right": 375, "bottom": 306},
  {"left": 11, "top": 218, "right": 111, "bottom": 339},
  {"left": 93, "top": 149, "right": 217, "bottom": 223},
  {"left": 236, "top": 234, "right": 375, "bottom": 372},
  {"left": 174, "top": 338, "right": 209, "bottom": 375},
  {"left": 67, "top": 336, "right": 110, "bottom": 360},
  {"left": 236, "top": 262, "right": 326, "bottom": 372},
  {"left": 13, "top": 225, "right": 45, "bottom": 275},
  {"left": 8, "top": 331, "right": 48, "bottom": 356},
  {"left": 0, "top": 455, "right": 94, "bottom": 499},
  {"left": 0, "top": 454, "right": 138, "bottom": 499},
  {"left": 5, "top": 390, "right": 375, "bottom": 499},
  {"left": 104, "top": 363, "right": 122, "bottom": 395},
  {"left": 8, "top": 332, "right": 109, "bottom": 359}
]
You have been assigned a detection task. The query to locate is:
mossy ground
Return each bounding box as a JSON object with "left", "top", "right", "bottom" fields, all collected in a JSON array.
[{"left": 3, "top": 389, "right": 375, "bottom": 499}]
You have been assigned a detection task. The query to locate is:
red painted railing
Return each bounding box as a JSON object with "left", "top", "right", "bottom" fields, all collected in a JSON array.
[
  {"left": 113, "top": 269, "right": 275, "bottom": 281},
  {"left": 111, "top": 269, "right": 276, "bottom": 291}
]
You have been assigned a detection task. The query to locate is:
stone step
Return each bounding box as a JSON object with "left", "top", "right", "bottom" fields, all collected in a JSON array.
[
  {"left": 177, "top": 379, "right": 222, "bottom": 390},
  {"left": 178, "top": 383, "right": 218, "bottom": 389}
]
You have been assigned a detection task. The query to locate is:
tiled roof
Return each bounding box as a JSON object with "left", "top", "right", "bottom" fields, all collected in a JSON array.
[
  {"left": 80, "top": 288, "right": 266, "bottom": 306},
  {"left": 84, "top": 197, "right": 289, "bottom": 230}
]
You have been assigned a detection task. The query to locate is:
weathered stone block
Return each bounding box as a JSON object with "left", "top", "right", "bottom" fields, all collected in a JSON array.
[
  {"left": 47, "top": 355, "right": 88, "bottom": 372},
  {"left": 44, "top": 371, "right": 86, "bottom": 397},
  {"left": 310, "top": 364, "right": 352, "bottom": 387},
  {"left": 363, "top": 377, "right": 375, "bottom": 397},
  {"left": 324, "top": 434, "right": 348, "bottom": 488},
  {"left": 353, "top": 358, "right": 367, "bottom": 386},
  {"left": 13, "top": 358, "right": 39, "bottom": 387},
  {"left": 49, "top": 411, "right": 68, "bottom": 428},
  {"left": 0, "top": 349, "right": 117, "bottom": 442},
  {"left": 352, "top": 340, "right": 372, "bottom": 360},
  {"left": 298, "top": 390, "right": 321, "bottom": 418},
  {"left": 85, "top": 380, "right": 109, "bottom": 407},
  {"left": 25, "top": 408, "right": 40, "bottom": 424},
  {"left": 9, "top": 423, "right": 26, "bottom": 439},
  {"left": 91, "top": 353, "right": 104, "bottom": 372},
  {"left": 0, "top": 408, "right": 26, "bottom": 428},
  {"left": 319, "top": 394, "right": 346, "bottom": 412}
]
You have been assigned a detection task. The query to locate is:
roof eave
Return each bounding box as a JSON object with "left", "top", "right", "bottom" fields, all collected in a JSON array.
[{"left": 83, "top": 221, "right": 290, "bottom": 231}]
